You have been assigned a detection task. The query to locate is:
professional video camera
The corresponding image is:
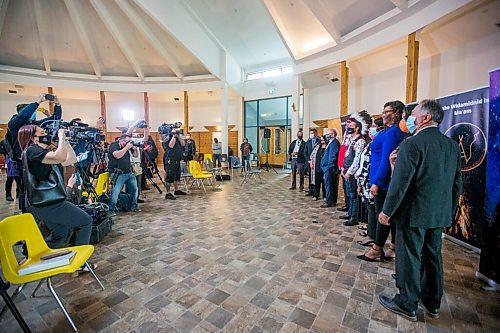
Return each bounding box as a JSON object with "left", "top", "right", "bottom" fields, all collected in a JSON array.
[
  {"left": 41, "top": 120, "right": 105, "bottom": 144},
  {"left": 136, "top": 120, "right": 148, "bottom": 129},
  {"left": 158, "top": 122, "right": 183, "bottom": 136}
]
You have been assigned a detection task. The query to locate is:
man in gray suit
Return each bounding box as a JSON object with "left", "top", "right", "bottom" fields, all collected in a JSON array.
[{"left": 378, "top": 100, "right": 462, "bottom": 321}]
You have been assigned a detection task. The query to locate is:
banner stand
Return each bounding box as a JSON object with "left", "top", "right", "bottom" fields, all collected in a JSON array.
[{"left": 443, "top": 233, "right": 481, "bottom": 254}]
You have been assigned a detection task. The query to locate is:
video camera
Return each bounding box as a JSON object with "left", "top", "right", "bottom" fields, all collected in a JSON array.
[
  {"left": 158, "top": 122, "right": 183, "bottom": 136},
  {"left": 41, "top": 120, "right": 105, "bottom": 145}
]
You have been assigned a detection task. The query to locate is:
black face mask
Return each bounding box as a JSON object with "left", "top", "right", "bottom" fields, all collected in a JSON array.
[
  {"left": 297, "top": 136, "right": 303, "bottom": 140},
  {"left": 38, "top": 135, "right": 52, "bottom": 145},
  {"left": 346, "top": 128, "right": 355, "bottom": 134}
]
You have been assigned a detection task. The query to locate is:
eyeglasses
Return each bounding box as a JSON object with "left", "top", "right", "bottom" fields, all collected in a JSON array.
[{"left": 382, "top": 109, "right": 394, "bottom": 114}]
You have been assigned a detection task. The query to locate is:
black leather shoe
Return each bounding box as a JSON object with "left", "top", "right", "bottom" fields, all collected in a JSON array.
[
  {"left": 339, "top": 214, "right": 351, "bottom": 220},
  {"left": 378, "top": 295, "right": 417, "bottom": 322},
  {"left": 137, "top": 198, "right": 145, "bottom": 203},
  {"left": 289, "top": 187, "right": 296, "bottom": 190},
  {"left": 337, "top": 206, "right": 349, "bottom": 212},
  {"left": 174, "top": 190, "right": 187, "bottom": 195},
  {"left": 343, "top": 219, "right": 359, "bottom": 226},
  {"left": 420, "top": 301, "right": 440, "bottom": 319}
]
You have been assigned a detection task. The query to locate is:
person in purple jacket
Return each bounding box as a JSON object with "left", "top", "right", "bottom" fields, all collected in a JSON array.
[{"left": 358, "top": 100, "right": 405, "bottom": 262}]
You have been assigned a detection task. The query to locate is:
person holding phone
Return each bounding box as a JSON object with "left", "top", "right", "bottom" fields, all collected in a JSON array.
[
  {"left": 6, "top": 93, "right": 62, "bottom": 212},
  {"left": 17, "top": 124, "right": 92, "bottom": 248}
]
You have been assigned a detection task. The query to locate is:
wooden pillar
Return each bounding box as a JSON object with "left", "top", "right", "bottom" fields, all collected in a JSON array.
[
  {"left": 406, "top": 32, "right": 420, "bottom": 104},
  {"left": 99, "top": 91, "right": 107, "bottom": 137},
  {"left": 340, "top": 61, "right": 349, "bottom": 117},
  {"left": 183, "top": 91, "right": 189, "bottom": 133},
  {"left": 47, "top": 87, "right": 54, "bottom": 114},
  {"left": 143, "top": 92, "right": 150, "bottom": 125}
]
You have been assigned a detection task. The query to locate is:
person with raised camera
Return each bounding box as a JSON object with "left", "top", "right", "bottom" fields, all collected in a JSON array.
[
  {"left": 17, "top": 124, "right": 92, "bottom": 248},
  {"left": 162, "top": 127, "right": 186, "bottom": 200},
  {"left": 107, "top": 133, "right": 140, "bottom": 216},
  {"left": 6, "top": 93, "right": 62, "bottom": 212}
]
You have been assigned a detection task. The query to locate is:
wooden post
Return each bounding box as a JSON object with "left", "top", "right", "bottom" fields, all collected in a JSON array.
[
  {"left": 47, "top": 87, "right": 54, "bottom": 114},
  {"left": 183, "top": 91, "right": 189, "bottom": 133},
  {"left": 99, "top": 91, "right": 107, "bottom": 137},
  {"left": 406, "top": 32, "right": 420, "bottom": 104},
  {"left": 143, "top": 92, "right": 150, "bottom": 125},
  {"left": 340, "top": 61, "right": 349, "bottom": 117}
]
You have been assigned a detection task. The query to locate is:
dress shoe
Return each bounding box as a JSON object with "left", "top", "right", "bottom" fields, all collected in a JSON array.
[
  {"left": 289, "top": 187, "right": 296, "bottom": 190},
  {"left": 320, "top": 204, "right": 332, "bottom": 208},
  {"left": 137, "top": 198, "right": 145, "bottom": 203},
  {"left": 6, "top": 196, "right": 14, "bottom": 202},
  {"left": 343, "top": 219, "right": 359, "bottom": 226},
  {"left": 165, "top": 193, "right": 176, "bottom": 200},
  {"left": 339, "top": 214, "right": 351, "bottom": 220},
  {"left": 337, "top": 206, "right": 349, "bottom": 212},
  {"left": 378, "top": 295, "right": 417, "bottom": 322},
  {"left": 420, "top": 301, "right": 440, "bottom": 319}
]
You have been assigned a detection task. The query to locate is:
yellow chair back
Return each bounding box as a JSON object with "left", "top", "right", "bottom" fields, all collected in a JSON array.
[
  {"left": 204, "top": 153, "right": 213, "bottom": 163},
  {"left": 0, "top": 214, "right": 94, "bottom": 284},
  {"left": 95, "top": 172, "right": 110, "bottom": 196}
]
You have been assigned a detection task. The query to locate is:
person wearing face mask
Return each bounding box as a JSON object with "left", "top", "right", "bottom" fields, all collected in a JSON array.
[
  {"left": 304, "top": 128, "right": 321, "bottom": 197},
  {"left": 320, "top": 129, "right": 340, "bottom": 207},
  {"left": 358, "top": 100, "right": 405, "bottom": 262},
  {"left": 240, "top": 138, "right": 253, "bottom": 169},
  {"left": 288, "top": 131, "right": 306, "bottom": 191},
  {"left": 311, "top": 137, "right": 327, "bottom": 200},
  {"left": 337, "top": 120, "right": 353, "bottom": 212},
  {"left": 6, "top": 94, "right": 62, "bottom": 212},
  {"left": 183, "top": 133, "right": 196, "bottom": 162},
  {"left": 377, "top": 99, "right": 462, "bottom": 322},
  {"left": 17, "top": 125, "right": 92, "bottom": 248},
  {"left": 356, "top": 118, "right": 384, "bottom": 247},
  {"left": 340, "top": 111, "right": 372, "bottom": 225}
]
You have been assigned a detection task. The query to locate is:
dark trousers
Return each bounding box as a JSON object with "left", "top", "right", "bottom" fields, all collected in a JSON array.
[
  {"left": 395, "top": 225, "right": 444, "bottom": 312},
  {"left": 366, "top": 203, "right": 376, "bottom": 239},
  {"left": 307, "top": 166, "right": 314, "bottom": 195},
  {"left": 346, "top": 177, "right": 358, "bottom": 219},
  {"left": 313, "top": 170, "right": 325, "bottom": 199},
  {"left": 342, "top": 176, "right": 349, "bottom": 209},
  {"left": 324, "top": 168, "right": 338, "bottom": 206},
  {"left": 5, "top": 176, "right": 20, "bottom": 198},
  {"left": 291, "top": 159, "right": 304, "bottom": 189},
  {"left": 213, "top": 154, "right": 222, "bottom": 168},
  {"left": 374, "top": 190, "right": 396, "bottom": 247}
]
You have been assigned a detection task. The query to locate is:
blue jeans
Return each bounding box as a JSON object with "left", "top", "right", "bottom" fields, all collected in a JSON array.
[
  {"left": 347, "top": 176, "right": 358, "bottom": 219},
  {"left": 213, "top": 154, "right": 222, "bottom": 168},
  {"left": 109, "top": 172, "right": 138, "bottom": 212}
]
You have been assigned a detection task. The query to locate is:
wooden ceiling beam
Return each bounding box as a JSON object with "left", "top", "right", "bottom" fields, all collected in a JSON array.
[
  {"left": 64, "top": 0, "right": 102, "bottom": 79},
  {"left": 90, "top": 0, "right": 144, "bottom": 80},
  {"left": 33, "top": 0, "right": 51, "bottom": 75},
  {"left": 115, "top": 0, "right": 184, "bottom": 79}
]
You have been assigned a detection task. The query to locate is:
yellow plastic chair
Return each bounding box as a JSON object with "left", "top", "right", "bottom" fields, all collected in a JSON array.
[
  {"left": 204, "top": 153, "right": 213, "bottom": 165},
  {"left": 188, "top": 160, "right": 214, "bottom": 192},
  {"left": 82, "top": 172, "right": 109, "bottom": 198},
  {"left": 0, "top": 214, "right": 104, "bottom": 332}
]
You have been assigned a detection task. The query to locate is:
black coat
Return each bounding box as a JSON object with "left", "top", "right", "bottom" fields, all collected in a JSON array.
[
  {"left": 382, "top": 127, "right": 462, "bottom": 228},
  {"left": 288, "top": 139, "right": 306, "bottom": 163},
  {"left": 304, "top": 136, "right": 321, "bottom": 162}
]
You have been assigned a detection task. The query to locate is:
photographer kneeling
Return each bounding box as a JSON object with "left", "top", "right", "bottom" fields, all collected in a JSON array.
[
  {"left": 18, "top": 125, "right": 92, "bottom": 248},
  {"left": 107, "top": 134, "right": 140, "bottom": 215},
  {"left": 162, "top": 128, "right": 186, "bottom": 200}
]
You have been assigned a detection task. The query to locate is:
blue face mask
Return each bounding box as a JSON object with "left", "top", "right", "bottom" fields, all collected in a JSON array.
[
  {"left": 406, "top": 116, "right": 417, "bottom": 134},
  {"left": 369, "top": 127, "right": 379, "bottom": 138}
]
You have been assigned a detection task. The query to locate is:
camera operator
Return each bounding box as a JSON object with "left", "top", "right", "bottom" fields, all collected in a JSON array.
[
  {"left": 107, "top": 133, "right": 141, "bottom": 216},
  {"left": 183, "top": 133, "right": 196, "bottom": 162},
  {"left": 162, "top": 128, "right": 186, "bottom": 200},
  {"left": 17, "top": 124, "right": 92, "bottom": 248},
  {"left": 6, "top": 93, "right": 62, "bottom": 212},
  {"left": 141, "top": 127, "right": 159, "bottom": 191}
]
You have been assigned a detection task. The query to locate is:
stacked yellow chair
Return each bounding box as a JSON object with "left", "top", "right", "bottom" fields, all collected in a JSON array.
[
  {"left": 0, "top": 214, "right": 104, "bottom": 332},
  {"left": 188, "top": 160, "right": 214, "bottom": 192},
  {"left": 81, "top": 171, "right": 109, "bottom": 200}
]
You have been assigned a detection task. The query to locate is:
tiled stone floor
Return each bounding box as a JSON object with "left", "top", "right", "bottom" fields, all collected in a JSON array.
[{"left": 0, "top": 171, "right": 499, "bottom": 333}]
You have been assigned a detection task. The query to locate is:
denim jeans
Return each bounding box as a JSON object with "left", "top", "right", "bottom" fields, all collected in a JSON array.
[
  {"left": 213, "top": 154, "right": 222, "bottom": 168},
  {"left": 347, "top": 176, "right": 358, "bottom": 219},
  {"left": 109, "top": 172, "right": 138, "bottom": 212}
]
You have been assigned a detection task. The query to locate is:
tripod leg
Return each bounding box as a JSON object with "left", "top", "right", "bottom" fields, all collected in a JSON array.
[{"left": 0, "top": 289, "right": 31, "bottom": 333}]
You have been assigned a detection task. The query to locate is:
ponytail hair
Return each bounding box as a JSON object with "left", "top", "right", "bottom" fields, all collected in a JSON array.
[{"left": 17, "top": 124, "right": 37, "bottom": 151}]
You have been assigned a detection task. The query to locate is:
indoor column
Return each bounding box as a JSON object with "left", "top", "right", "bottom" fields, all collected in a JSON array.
[
  {"left": 221, "top": 82, "right": 229, "bottom": 155},
  {"left": 183, "top": 91, "right": 189, "bottom": 134},
  {"left": 291, "top": 75, "right": 301, "bottom": 137},
  {"left": 406, "top": 32, "right": 420, "bottom": 103},
  {"left": 303, "top": 88, "right": 310, "bottom": 133},
  {"left": 340, "top": 61, "right": 349, "bottom": 117}
]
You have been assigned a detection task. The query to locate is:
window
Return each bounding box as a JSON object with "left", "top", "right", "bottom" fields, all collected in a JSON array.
[{"left": 245, "top": 65, "right": 293, "bottom": 81}]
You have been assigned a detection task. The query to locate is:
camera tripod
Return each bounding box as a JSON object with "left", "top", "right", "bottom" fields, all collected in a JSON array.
[
  {"left": 260, "top": 138, "right": 278, "bottom": 173},
  {"left": 141, "top": 147, "right": 166, "bottom": 194}
]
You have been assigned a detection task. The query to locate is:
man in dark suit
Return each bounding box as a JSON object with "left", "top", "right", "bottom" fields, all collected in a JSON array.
[
  {"left": 378, "top": 100, "right": 462, "bottom": 321},
  {"left": 288, "top": 131, "right": 306, "bottom": 191},
  {"left": 320, "top": 129, "right": 340, "bottom": 207},
  {"left": 304, "top": 128, "right": 321, "bottom": 196}
]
